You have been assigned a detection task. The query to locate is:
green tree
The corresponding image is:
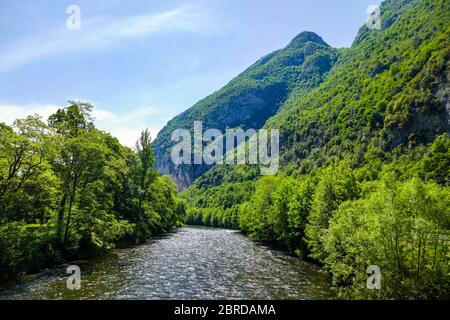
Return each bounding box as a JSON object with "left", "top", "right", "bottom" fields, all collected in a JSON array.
[
  {"left": 306, "top": 162, "right": 360, "bottom": 262},
  {"left": 323, "top": 177, "right": 450, "bottom": 299}
]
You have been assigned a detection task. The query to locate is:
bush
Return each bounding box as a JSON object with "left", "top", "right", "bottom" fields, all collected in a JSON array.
[
  {"left": 323, "top": 177, "right": 450, "bottom": 299},
  {"left": 0, "top": 223, "right": 63, "bottom": 279},
  {"left": 305, "top": 163, "right": 360, "bottom": 262}
]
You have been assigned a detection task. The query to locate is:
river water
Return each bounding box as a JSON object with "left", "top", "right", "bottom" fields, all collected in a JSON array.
[{"left": 0, "top": 226, "right": 333, "bottom": 300}]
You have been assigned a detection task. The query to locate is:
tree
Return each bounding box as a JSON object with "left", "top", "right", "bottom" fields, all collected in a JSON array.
[
  {"left": 48, "top": 102, "right": 105, "bottom": 243},
  {"left": 305, "top": 162, "right": 360, "bottom": 262},
  {"left": 48, "top": 101, "right": 94, "bottom": 138},
  {"left": 420, "top": 134, "right": 450, "bottom": 186},
  {"left": 323, "top": 177, "right": 450, "bottom": 299},
  {"left": 135, "top": 129, "right": 157, "bottom": 212},
  {"left": 0, "top": 116, "right": 53, "bottom": 216},
  {"left": 0, "top": 102, "right": 184, "bottom": 279}
]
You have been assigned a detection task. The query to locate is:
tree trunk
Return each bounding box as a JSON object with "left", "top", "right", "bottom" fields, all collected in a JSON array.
[
  {"left": 63, "top": 196, "right": 74, "bottom": 245},
  {"left": 56, "top": 192, "right": 67, "bottom": 242},
  {"left": 63, "top": 176, "right": 78, "bottom": 245}
]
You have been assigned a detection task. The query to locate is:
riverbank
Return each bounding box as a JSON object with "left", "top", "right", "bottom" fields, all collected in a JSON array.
[
  {"left": 0, "top": 223, "right": 184, "bottom": 285},
  {"left": 0, "top": 226, "right": 334, "bottom": 299}
]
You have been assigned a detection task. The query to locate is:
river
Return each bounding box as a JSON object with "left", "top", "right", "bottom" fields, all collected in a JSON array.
[{"left": 0, "top": 226, "right": 334, "bottom": 299}]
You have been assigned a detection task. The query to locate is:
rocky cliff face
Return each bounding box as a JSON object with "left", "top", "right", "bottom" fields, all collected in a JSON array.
[
  {"left": 153, "top": 32, "right": 339, "bottom": 189},
  {"left": 155, "top": 153, "right": 211, "bottom": 191}
]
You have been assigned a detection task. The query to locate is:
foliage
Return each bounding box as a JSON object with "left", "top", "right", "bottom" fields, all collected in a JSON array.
[
  {"left": 181, "top": 1, "right": 450, "bottom": 299},
  {"left": 266, "top": 0, "right": 450, "bottom": 173},
  {"left": 323, "top": 176, "right": 449, "bottom": 299},
  {"left": 305, "top": 163, "right": 361, "bottom": 261}
]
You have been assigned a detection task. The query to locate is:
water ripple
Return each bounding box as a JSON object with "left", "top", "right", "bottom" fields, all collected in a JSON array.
[{"left": 0, "top": 226, "right": 334, "bottom": 300}]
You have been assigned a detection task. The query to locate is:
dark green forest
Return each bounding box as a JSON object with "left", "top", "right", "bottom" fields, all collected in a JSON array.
[
  {"left": 181, "top": 0, "right": 450, "bottom": 299},
  {"left": 0, "top": 102, "right": 185, "bottom": 280}
]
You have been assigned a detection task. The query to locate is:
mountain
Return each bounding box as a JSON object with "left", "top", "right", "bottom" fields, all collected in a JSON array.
[
  {"left": 268, "top": 0, "right": 449, "bottom": 172},
  {"left": 186, "top": 0, "right": 450, "bottom": 190},
  {"left": 153, "top": 32, "right": 339, "bottom": 189}
]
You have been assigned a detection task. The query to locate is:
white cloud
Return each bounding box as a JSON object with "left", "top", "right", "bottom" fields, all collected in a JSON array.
[
  {"left": 93, "top": 106, "right": 163, "bottom": 147},
  {"left": 0, "top": 104, "right": 60, "bottom": 124},
  {"left": 110, "top": 127, "right": 159, "bottom": 149},
  {"left": 0, "top": 103, "right": 164, "bottom": 148},
  {"left": 0, "top": 4, "right": 225, "bottom": 71}
]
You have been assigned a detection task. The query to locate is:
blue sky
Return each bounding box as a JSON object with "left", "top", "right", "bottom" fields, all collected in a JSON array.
[{"left": 0, "top": 0, "right": 381, "bottom": 146}]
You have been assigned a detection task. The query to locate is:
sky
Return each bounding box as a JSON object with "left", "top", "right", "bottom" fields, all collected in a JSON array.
[{"left": 0, "top": 0, "right": 381, "bottom": 147}]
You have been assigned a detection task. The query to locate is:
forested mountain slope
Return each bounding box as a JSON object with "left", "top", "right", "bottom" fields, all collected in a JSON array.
[
  {"left": 153, "top": 32, "right": 339, "bottom": 189},
  {"left": 268, "top": 0, "right": 449, "bottom": 173}
]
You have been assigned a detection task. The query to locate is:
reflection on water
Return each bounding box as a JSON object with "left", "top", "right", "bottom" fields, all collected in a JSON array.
[{"left": 0, "top": 226, "right": 334, "bottom": 300}]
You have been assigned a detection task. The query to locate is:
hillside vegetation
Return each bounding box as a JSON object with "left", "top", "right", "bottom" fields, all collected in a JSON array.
[
  {"left": 0, "top": 102, "right": 185, "bottom": 280},
  {"left": 153, "top": 32, "right": 339, "bottom": 189},
  {"left": 182, "top": 0, "right": 450, "bottom": 299}
]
